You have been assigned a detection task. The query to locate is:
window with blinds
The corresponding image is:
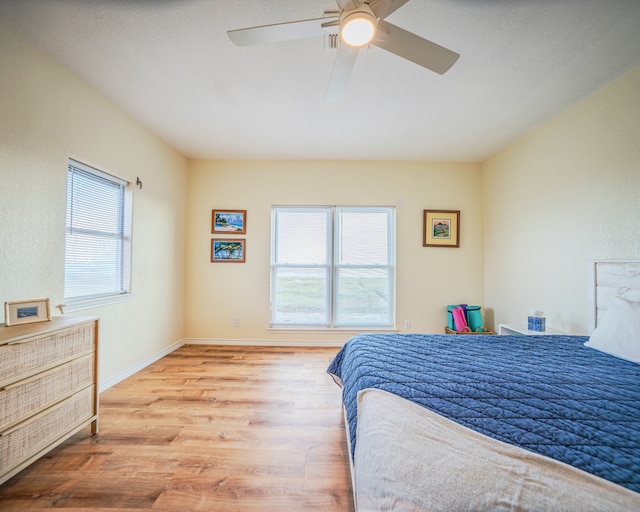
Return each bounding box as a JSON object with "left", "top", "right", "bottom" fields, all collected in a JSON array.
[
  {"left": 64, "top": 159, "right": 131, "bottom": 302},
  {"left": 271, "top": 206, "right": 395, "bottom": 328}
]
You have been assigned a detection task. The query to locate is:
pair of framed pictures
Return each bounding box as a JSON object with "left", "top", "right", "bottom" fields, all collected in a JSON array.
[{"left": 211, "top": 209, "right": 246, "bottom": 262}]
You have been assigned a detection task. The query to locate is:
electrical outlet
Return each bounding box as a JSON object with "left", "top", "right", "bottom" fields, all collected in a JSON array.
[
  {"left": 233, "top": 317, "right": 240, "bottom": 327},
  {"left": 403, "top": 320, "right": 411, "bottom": 329}
]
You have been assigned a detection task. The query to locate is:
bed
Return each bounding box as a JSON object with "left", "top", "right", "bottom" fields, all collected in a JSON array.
[{"left": 327, "top": 260, "right": 640, "bottom": 511}]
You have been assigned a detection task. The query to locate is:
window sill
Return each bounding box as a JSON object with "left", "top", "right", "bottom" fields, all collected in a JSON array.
[
  {"left": 268, "top": 326, "right": 398, "bottom": 333},
  {"left": 59, "top": 293, "right": 135, "bottom": 314}
]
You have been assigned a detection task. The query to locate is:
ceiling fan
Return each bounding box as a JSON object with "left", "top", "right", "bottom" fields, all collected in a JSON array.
[{"left": 227, "top": 0, "right": 460, "bottom": 102}]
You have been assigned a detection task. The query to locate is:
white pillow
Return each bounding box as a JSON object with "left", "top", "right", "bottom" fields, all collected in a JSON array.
[{"left": 585, "top": 295, "right": 640, "bottom": 363}]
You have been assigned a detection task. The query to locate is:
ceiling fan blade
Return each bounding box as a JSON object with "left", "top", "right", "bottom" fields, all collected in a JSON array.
[
  {"left": 370, "top": 0, "right": 411, "bottom": 20},
  {"left": 228, "top": 17, "right": 337, "bottom": 46},
  {"left": 374, "top": 20, "right": 459, "bottom": 74},
  {"left": 325, "top": 44, "right": 359, "bottom": 102}
]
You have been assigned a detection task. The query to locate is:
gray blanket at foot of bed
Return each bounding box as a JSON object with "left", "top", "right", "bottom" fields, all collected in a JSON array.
[{"left": 354, "top": 389, "right": 640, "bottom": 512}]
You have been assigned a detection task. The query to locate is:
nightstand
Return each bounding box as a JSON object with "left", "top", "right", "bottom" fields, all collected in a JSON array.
[{"left": 498, "top": 323, "right": 566, "bottom": 336}]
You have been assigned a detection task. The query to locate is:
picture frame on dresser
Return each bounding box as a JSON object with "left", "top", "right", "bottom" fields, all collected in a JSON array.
[{"left": 4, "top": 298, "right": 51, "bottom": 327}]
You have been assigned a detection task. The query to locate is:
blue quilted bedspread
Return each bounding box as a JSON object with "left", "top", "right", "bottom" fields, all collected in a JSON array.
[{"left": 327, "top": 333, "right": 640, "bottom": 492}]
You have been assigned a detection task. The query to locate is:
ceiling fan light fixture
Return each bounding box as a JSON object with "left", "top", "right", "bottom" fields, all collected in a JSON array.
[{"left": 340, "top": 7, "right": 377, "bottom": 47}]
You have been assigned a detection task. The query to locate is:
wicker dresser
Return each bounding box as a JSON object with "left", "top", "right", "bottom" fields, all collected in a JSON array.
[{"left": 0, "top": 316, "right": 99, "bottom": 485}]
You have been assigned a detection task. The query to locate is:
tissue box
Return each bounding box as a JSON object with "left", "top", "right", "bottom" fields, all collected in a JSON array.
[{"left": 528, "top": 316, "right": 546, "bottom": 332}]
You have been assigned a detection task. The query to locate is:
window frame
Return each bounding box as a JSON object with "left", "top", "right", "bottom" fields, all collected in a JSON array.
[
  {"left": 270, "top": 205, "right": 396, "bottom": 329},
  {"left": 63, "top": 159, "right": 133, "bottom": 311}
]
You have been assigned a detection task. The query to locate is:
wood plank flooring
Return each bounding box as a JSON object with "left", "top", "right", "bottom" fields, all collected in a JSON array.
[{"left": 0, "top": 345, "right": 354, "bottom": 511}]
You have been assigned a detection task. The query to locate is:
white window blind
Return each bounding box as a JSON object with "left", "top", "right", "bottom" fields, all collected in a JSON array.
[
  {"left": 64, "top": 160, "right": 131, "bottom": 302},
  {"left": 271, "top": 206, "right": 395, "bottom": 328}
]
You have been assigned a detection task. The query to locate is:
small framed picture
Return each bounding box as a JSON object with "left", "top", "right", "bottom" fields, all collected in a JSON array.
[
  {"left": 423, "top": 210, "right": 460, "bottom": 247},
  {"left": 212, "top": 210, "right": 246, "bottom": 234},
  {"left": 211, "top": 239, "right": 246, "bottom": 263},
  {"left": 4, "top": 298, "right": 51, "bottom": 327}
]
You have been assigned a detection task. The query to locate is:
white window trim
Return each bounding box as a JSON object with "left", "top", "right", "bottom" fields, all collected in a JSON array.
[
  {"left": 60, "top": 292, "right": 136, "bottom": 314},
  {"left": 267, "top": 325, "right": 398, "bottom": 333},
  {"left": 64, "top": 159, "right": 133, "bottom": 307},
  {"left": 270, "top": 205, "right": 396, "bottom": 329}
]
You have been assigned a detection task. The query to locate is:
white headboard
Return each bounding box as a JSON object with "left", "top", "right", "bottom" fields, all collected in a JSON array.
[{"left": 590, "top": 260, "right": 640, "bottom": 332}]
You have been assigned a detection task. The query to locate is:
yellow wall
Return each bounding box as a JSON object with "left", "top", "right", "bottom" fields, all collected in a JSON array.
[
  {"left": 0, "top": 20, "right": 189, "bottom": 384},
  {"left": 185, "top": 159, "right": 484, "bottom": 344},
  {"left": 483, "top": 65, "right": 640, "bottom": 334}
]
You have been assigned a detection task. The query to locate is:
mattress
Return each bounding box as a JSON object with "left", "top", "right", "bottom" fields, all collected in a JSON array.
[{"left": 327, "top": 333, "right": 640, "bottom": 493}]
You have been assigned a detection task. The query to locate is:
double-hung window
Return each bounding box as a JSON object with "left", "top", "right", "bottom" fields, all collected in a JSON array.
[
  {"left": 271, "top": 206, "right": 395, "bottom": 328},
  {"left": 64, "top": 159, "right": 132, "bottom": 305}
]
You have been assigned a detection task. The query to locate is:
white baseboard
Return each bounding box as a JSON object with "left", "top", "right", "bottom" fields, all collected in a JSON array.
[
  {"left": 184, "top": 338, "right": 346, "bottom": 348},
  {"left": 98, "top": 338, "right": 185, "bottom": 393}
]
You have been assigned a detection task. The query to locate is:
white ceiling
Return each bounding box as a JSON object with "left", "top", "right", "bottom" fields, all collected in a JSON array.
[{"left": 1, "top": 0, "right": 640, "bottom": 161}]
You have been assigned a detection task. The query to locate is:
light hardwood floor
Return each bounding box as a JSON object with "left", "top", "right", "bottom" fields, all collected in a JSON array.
[{"left": 0, "top": 345, "right": 354, "bottom": 511}]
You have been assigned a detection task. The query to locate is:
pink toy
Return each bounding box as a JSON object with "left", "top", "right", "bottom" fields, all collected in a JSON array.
[{"left": 452, "top": 306, "right": 470, "bottom": 332}]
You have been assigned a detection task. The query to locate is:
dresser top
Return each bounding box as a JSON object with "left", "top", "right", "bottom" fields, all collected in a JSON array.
[{"left": 0, "top": 316, "right": 98, "bottom": 345}]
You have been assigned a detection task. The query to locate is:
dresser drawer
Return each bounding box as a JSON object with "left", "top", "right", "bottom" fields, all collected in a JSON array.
[
  {"left": 0, "top": 354, "right": 94, "bottom": 432},
  {"left": 0, "top": 386, "right": 95, "bottom": 477},
  {"left": 0, "top": 323, "right": 95, "bottom": 388}
]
